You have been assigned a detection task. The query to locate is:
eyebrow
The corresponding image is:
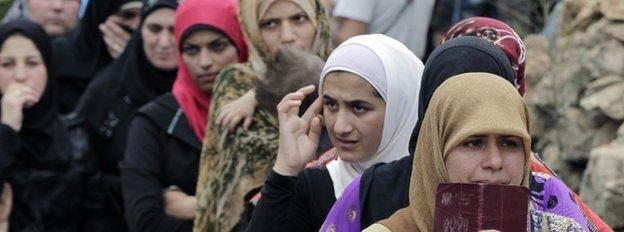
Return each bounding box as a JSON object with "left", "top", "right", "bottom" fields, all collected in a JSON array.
[{"left": 322, "top": 94, "right": 372, "bottom": 105}]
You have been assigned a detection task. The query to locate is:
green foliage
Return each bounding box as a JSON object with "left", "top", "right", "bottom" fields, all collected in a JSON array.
[{"left": 0, "top": 0, "right": 14, "bottom": 19}]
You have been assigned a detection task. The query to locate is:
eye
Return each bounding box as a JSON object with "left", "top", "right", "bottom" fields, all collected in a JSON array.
[
  {"left": 499, "top": 137, "right": 522, "bottom": 150},
  {"left": 0, "top": 61, "right": 14, "bottom": 68},
  {"left": 352, "top": 104, "right": 367, "bottom": 114},
  {"left": 462, "top": 138, "right": 484, "bottom": 150},
  {"left": 323, "top": 100, "right": 337, "bottom": 111},
  {"left": 259, "top": 19, "right": 279, "bottom": 29},
  {"left": 26, "top": 60, "right": 41, "bottom": 67},
  {"left": 147, "top": 24, "right": 163, "bottom": 34},
  {"left": 291, "top": 13, "right": 310, "bottom": 24},
  {"left": 182, "top": 45, "right": 200, "bottom": 56},
  {"left": 209, "top": 39, "right": 230, "bottom": 53}
]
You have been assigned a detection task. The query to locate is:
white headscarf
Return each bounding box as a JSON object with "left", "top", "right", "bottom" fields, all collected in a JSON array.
[{"left": 319, "top": 34, "right": 424, "bottom": 198}]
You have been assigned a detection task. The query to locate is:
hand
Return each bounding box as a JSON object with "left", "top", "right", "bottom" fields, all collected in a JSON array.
[
  {"left": 100, "top": 15, "right": 131, "bottom": 59},
  {"left": 1, "top": 83, "right": 40, "bottom": 131},
  {"left": 216, "top": 89, "right": 258, "bottom": 132},
  {"left": 0, "top": 183, "right": 12, "bottom": 232},
  {"left": 163, "top": 186, "right": 196, "bottom": 220},
  {"left": 273, "top": 85, "right": 323, "bottom": 176}
]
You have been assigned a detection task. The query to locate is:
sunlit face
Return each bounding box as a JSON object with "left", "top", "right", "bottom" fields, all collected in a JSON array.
[
  {"left": 322, "top": 72, "right": 385, "bottom": 163},
  {"left": 181, "top": 29, "right": 238, "bottom": 91},
  {"left": 259, "top": 0, "right": 315, "bottom": 55},
  {"left": 0, "top": 34, "right": 48, "bottom": 104},
  {"left": 141, "top": 8, "right": 176, "bottom": 70},
  {"left": 28, "top": 0, "right": 80, "bottom": 37},
  {"left": 445, "top": 134, "right": 526, "bottom": 185}
]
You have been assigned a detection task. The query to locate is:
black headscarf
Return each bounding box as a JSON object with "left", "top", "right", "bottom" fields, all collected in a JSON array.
[
  {"left": 359, "top": 36, "right": 516, "bottom": 228},
  {"left": 52, "top": 0, "right": 141, "bottom": 113},
  {"left": 0, "top": 19, "right": 56, "bottom": 157}
]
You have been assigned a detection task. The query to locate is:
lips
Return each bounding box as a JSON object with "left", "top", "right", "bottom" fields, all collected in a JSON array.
[
  {"left": 471, "top": 180, "right": 509, "bottom": 185},
  {"left": 336, "top": 137, "right": 358, "bottom": 150},
  {"left": 196, "top": 73, "right": 217, "bottom": 83}
]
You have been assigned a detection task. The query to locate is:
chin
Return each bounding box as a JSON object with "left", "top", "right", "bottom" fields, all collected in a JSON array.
[{"left": 336, "top": 149, "right": 367, "bottom": 163}]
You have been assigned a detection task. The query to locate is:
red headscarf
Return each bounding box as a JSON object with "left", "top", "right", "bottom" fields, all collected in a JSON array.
[
  {"left": 172, "top": 0, "right": 249, "bottom": 141},
  {"left": 442, "top": 17, "right": 526, "bottom": 96}
]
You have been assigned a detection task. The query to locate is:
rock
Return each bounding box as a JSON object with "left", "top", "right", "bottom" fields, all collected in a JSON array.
[
  {"left": 580, "top": 143, "right": 624, "bottom": 228},
  {"left": 605, "top": 22, "right": 624, "bottom": 42},
  {"left": 584, "top": 75, "right": 623, "bottom": 96},
  {"left": 617, "top": 123, "right": 624, "bottom": 143},
  {"left": 564, "top": 0, "right": 600, "bottom": 33},
  {"left": 583, "top": 19, "right": 609, "bottom": 47},
  {"left": 524, "top": 35, "right": 551, "bottom": 88},
  {"left": 600, "top": 0, "right": 624, "bottom": 21},
  {"left": 595, "top": 40, "right": 624, "bottom": 76},
  {"left": 580, "top": 81, "right": 624, "bottom": 120}
]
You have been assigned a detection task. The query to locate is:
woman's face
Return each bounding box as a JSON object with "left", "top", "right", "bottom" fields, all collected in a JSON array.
[
  {"left": 259, "top": 0, "right": 315, "bottom": 55},
  {"left": 322, "top": 72, "right": 385, "bottom": 163},
  {"left": 142, "top": 8, "right": 177, "bottom": 70},
  {"left": 445, "top": 133, "right": 526, "bottom": 185},
  {"left": 0, "top": 34, "right": 47, "bottom": 102},
  {"left": 181, "top": 29, "right": 238, "bottom": 91}
]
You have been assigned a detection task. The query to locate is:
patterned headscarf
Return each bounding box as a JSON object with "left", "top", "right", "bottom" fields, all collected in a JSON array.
[
  {"left": 442, "top": 17, "right": 526, "bottom": 95},
  {"left": 238, "top": 0, "right": 333, "bottom": 75},
  {"left": 378, "top": 73, "right": 532, "bottom": 232}
]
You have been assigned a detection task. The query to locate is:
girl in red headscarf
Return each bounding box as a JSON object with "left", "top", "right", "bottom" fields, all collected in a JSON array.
[{"left": 119, "top": 0, "right": 248, "bottom": 231}]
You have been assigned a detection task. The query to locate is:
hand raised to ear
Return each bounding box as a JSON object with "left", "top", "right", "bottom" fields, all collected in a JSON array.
[{"left": 273, "top": 85, "right": 323, "bottom": 176}]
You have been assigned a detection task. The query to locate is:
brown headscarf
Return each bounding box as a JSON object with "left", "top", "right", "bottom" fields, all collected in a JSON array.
[
  {"left": 238, "top": 0, "right": 333, "bottom": 75},
  {"left": 373, "top": 73, "right": 532, "bottom": 232}
]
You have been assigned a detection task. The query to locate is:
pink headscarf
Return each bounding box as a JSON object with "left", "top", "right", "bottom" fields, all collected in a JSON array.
[{"left": 172, "top": 0, "right": 249, "bottom": 141}]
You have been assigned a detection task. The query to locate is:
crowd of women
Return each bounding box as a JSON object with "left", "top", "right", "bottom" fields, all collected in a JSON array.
[{"left": 0, "top": 0, "right": 615, "bottom": 231}]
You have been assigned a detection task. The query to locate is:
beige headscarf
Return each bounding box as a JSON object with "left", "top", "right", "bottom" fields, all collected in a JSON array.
[
  {"left": 238, "top": 0, "right": 333, "bottom": 75},
  {"left": 370, "top": 73, "right": 532, "bottom": 232}
]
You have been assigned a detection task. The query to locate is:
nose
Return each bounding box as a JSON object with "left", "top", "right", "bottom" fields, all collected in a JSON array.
[
  {"left": 481, "top": 143, "right": 503, "bottom": 171},
  {"left": 280, "top": 22, "right": 296, "bottom": 45},
  {"left": 157, "top": 30, "right": 173, "bottom": 50},
  {"left": 198, "top": 49, "right": 213, "bottom": 71},
  {"left": 13, "top": 62, "right": 28, "bottom": 82},
  {"left": 51, "top": 0, "right": 63, "bottom": 11},
  {"left": 332, "top": 110, "right": 353, "bottom": 135}
]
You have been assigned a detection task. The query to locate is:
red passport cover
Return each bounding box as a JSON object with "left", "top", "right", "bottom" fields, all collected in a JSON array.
[{"left": 433, "top": 183, "right": 529, "bottom": 232}]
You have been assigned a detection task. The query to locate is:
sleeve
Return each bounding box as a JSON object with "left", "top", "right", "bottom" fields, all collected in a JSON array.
[
  {"left": 538, "top": 173, "right": 590, "bottom": 232},
  {"left": 333, "top": 0, "right": 376, "bottom": 23},
  {"left": 0, "top": 123, "right": 20, "bottom": 187},
  {"left": 120, "top": 116, "right": 192, "bottom": 232},
  {"left": 246, "top": 170, "right": 316, "bottom": 232}
]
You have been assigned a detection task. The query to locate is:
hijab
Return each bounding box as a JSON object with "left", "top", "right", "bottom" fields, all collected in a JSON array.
[
  {"left": 377, "top": 73, "right": 531, "bottom": 232},
  {"left": 238, "top": 0, "right": 333, "bottom": 75},
  {"left": 319, "top": 34, "right": 424, "bottom": 199},
  {"left": 442, "top": 17, "right": 526, "bottom": 95},
  {"left": 359, "top": 36, "right": 517, "bottom": 227},
  {"left": 0, "top": 19, "right": 57, "bottom": 163},
  {"left": 172, "top": 0, "right": 249, "bottom": 141}
]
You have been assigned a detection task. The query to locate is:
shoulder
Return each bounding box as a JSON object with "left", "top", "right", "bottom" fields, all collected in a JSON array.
[{"left": 214, "top": 63, "right": 256, "bottom": 89}]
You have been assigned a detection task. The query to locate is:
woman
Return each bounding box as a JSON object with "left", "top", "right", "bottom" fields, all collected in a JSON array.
[
  {"left": 52, "top": 0, "right": 142, "bottom": 113},
  {"left": 244, "top": 34, "right": 423, "bottom": 231},
  {"left": 0, "top": 19, "right": 97, "bottom": 231},
  {"left": 363, "top": 73, "right": 583, "bottom": 231},
  {"left": 75, "top": 0, "right": 178, "bottom": 230},
  {"left": 193, "top": 0, "right": 333, "bottom": 230},
  {"left": 119, "top": 0, "right": 248, "bottom": 231},
  {"left": 344, "top": 17, "right": 605, "bottom": 232}
]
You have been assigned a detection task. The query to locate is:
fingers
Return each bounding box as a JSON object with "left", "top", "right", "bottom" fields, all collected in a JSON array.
[
  {"left": 0, "top": 184, "right": 12, "bottom": 220},
  {"left": 226, "top": 115, "right": 241, "bottom": 132},
  {"left": 243, "top": 116, "right": 252, "bottom": 131},
  {"left": 307, "top": 116, "right": 322, "bottom": 146}
]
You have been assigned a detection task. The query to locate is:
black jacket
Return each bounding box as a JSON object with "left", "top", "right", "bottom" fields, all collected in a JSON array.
[
  {"left": 0, "top": 118, "right": 98, "bottom": 232},
  {"left": 120, "top": 93, "right": 201, "bottom": 232},
  {"left": 247, "top": 169, "right": 336, "bottom": 232}
]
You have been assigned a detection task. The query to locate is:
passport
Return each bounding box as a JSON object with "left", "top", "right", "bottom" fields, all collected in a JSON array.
[{"left": 433, "top": 183, "right": 529, "bottom": 232}]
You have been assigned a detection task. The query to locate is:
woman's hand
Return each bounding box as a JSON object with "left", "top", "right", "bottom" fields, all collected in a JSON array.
[
  {"left": 273, "top": 85, "right": 323, "bottom": 176},
  {"left": 216, "top": 89, "right": 258, "bottom": 132},
  {"left": 0, "top": 183, "right": 12, "bottom": 232},
  {"left": 163, "top": 186, "right": 196, "bottom": 220},
  {"left": 1, "top": 83, "right": 39, "bottom": 132},
  {"left": 100, "top": 15, "right": 131, "bottom": 59}
]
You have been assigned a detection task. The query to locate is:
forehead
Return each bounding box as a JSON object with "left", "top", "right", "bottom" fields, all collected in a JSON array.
[
  {"left": 261, "top": 0, "right": 305, "bottom": 19},
  {"left": 143, "top": 8, "right": 175, "bottom": 24},
  {"left": 0, "top": 34, "right": 41, "bottom": 57},
  {"left": 322, "top": 72, "right": 378, "bottom": 99},
  {"left": 183, "top": 29, "right": 224, "bottom": 44}
]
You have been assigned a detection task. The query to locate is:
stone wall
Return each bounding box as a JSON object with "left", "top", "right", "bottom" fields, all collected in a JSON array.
[{"left": 526, "top": 0, "right": 624, "bottom": 229}]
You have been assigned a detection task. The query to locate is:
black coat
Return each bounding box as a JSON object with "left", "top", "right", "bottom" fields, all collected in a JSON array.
[
  {"left": 120, "top": 93, "right": 201, "bottom": 232},
  {"left": 0, "top": 118, "right": 98, "bottom": 232}
]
